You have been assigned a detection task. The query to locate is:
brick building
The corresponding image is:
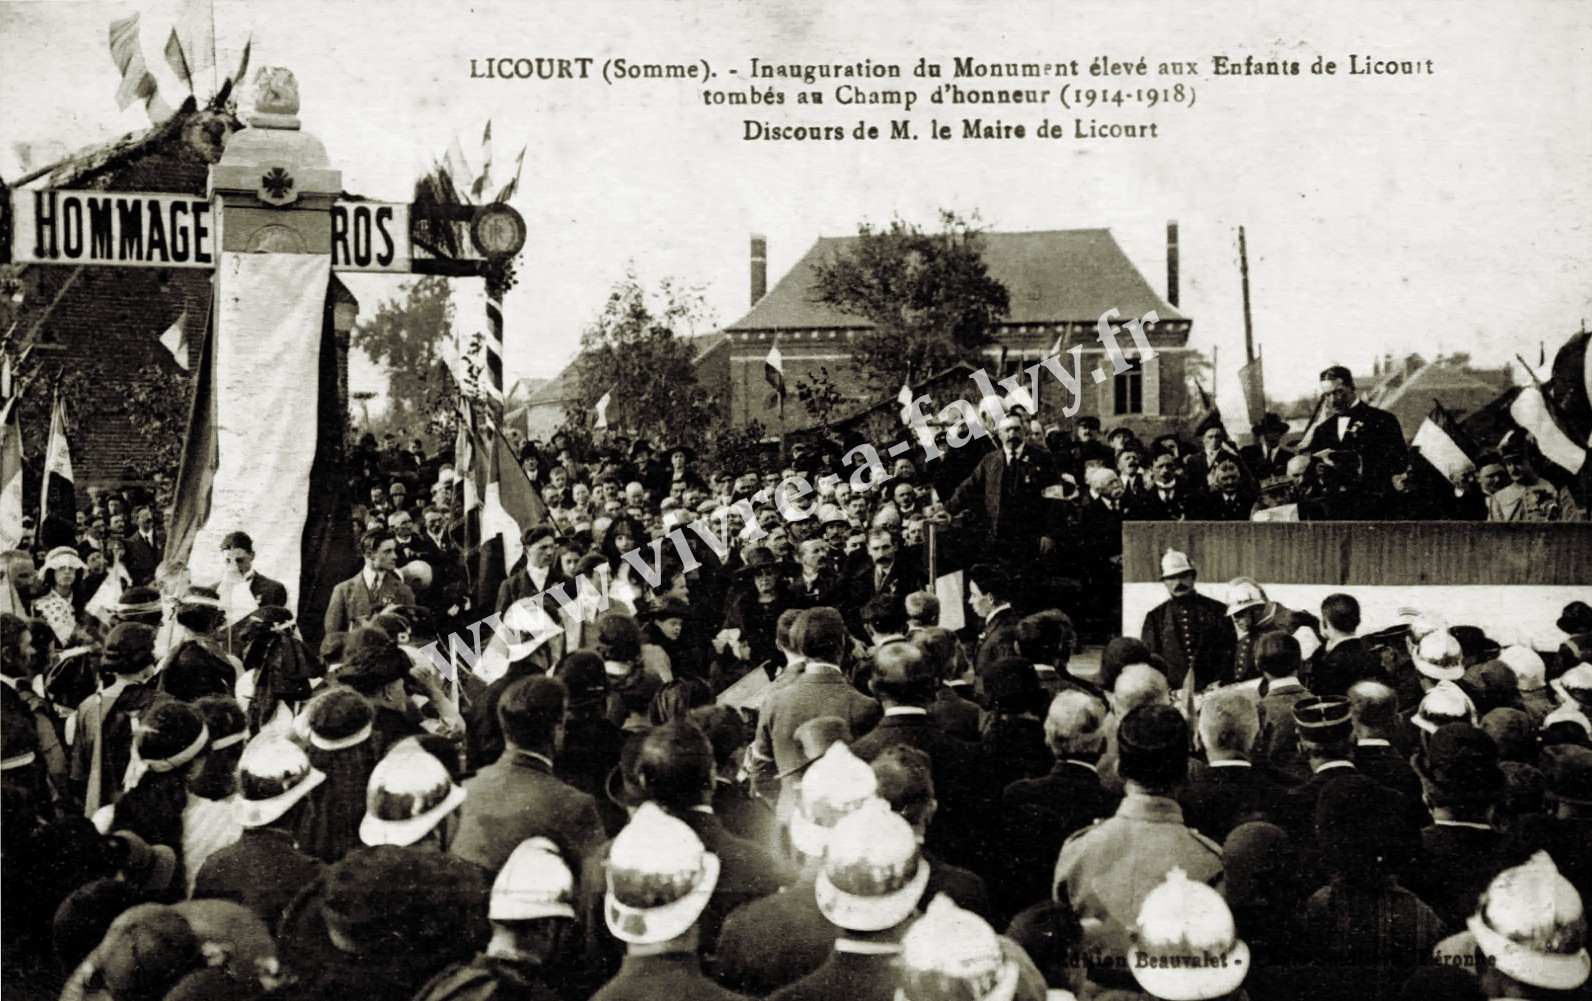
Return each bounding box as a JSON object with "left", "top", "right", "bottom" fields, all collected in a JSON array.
[
  {"left": 2, "top": 102, "right": 357, "bottom": 489},
  {"left": 721, "top": 227, "right": 1195, "bottom": 437}
]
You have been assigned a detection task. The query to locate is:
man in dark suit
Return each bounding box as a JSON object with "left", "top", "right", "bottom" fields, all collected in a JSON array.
[
  {"left": 968, "top": 563, "right": 1022, "bottom": 683},
  {"left": 220, "top": 531, "right": 289, "bottom": 609},
  {"left": 851, "top": 642, "right": 982, "bottom": 867},
  {"left": 323, "top": 528, "right": 415, "bottom": 635},
  {"left": 1298, "top": 365, "right": 1407, "bottom": 492},
  {"left": 122, "top": 505, "right": 163, "bottom": 586},
  {"left": 946, "top": 403, "right": 1061, "bottom": 577},
  {"left": 1187, "top": 453, "right": 1257, "bottom": 521},
  {"left": 1307, "top": 593, "right": 1384, "bottom": 696},
  {"left": 1180, "top": 688, "right": 1283, "bottom": 843},
  {"left": 1239, "top": 413, "right": 1296, "bottom": 482},
  {"left": 1405, "top": 723, "right": 1517, "bottom": 931},
  {"left": 495, "top": 525, "right": 568, "bottom": 617},
  {"left": 1348, "top": 681, "right": 1431, "bottom": 830},
  {"left": 841, "top": 529, "right": 925, "bottom": 636},
  {"left": 997, "top": 688, "right": 1119, "bottom": 921},
  {"left": 1140, "top": 549, "right": 1236, "bottom": 694},
  {"left": 1255, "top": 633, "right": 1315, "bottom": 784},
  {"left": 1275, "top": 696, "right": 1363, "bottom": 854},
  {"left": 452, "top": 676, "right": 607, "bottom": 873},
  {"left": 791, "top": 538, "right": 843, "bottom": 608},
  {"left": 1129, "top": 450, "right": 1195, "bottom": 521}
]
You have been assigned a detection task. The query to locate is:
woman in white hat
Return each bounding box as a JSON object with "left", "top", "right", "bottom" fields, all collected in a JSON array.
[
  {"left": 36, "top": 545, "right": 87, "bottom": 645},
  {"left": 1128, "top": 867, "right": 1250, "bottom": 1001},
  {"left": 358, "top": 738, "right": 467, "bottom": 852}
]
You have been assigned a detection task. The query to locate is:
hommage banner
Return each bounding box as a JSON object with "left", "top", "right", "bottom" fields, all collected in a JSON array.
[{"left": 185, "top": 251, "right": 330, "bottom": 609}]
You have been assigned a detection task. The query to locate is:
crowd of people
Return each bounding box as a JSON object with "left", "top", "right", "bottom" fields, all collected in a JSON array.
[{"left": 1, "top": 364, "right": 1590, "bottom": 1001}]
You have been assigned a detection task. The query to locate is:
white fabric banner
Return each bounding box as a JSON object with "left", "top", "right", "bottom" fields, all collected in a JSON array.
[{"left": 188, "top": 252, "right": 329, "bottom": 613}]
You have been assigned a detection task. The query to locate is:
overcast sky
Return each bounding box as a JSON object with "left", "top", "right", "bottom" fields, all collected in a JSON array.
[{"left": 4, "top": 0, "right": 1589, "bottom": 415}]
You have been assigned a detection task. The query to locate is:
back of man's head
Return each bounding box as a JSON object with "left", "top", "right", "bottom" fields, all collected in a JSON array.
[
  {"left": 870, "top": 642, "right": 935, "bottom": 707},
  {"left": 1044, "top": 689, "right": 1107, "bottom": 761},
  {"left": 870, "top": 744, "right": 935, "bottom": 831},
  {"left": 904, "top": 591, "right": 939, "bottom": 628},
  {"left": 499, "top": 676, "right": 567, "bottom": 750},
  {"left": 862, "top": 595, "right": 906, "bottom": 637},
  {"left": 1321, "top": 593, "right": 1361, "bottom": 636},
  {"left": 967, "top": 564, "right": 1010, "bottom": 604},
  {"left": 909, "top": 627, "right": 958, "bottom": 682},
  {"left": 775, "top": 607, "right": 804, "bottom": 654},
  {"left": 1348, "top": 680, "right": 1399, "bottom": 736},
  {"left": 1017, "top": 610, "right": 1073, "bottom": 667},
  {"left": 1113, "top": 663, "right": 1170, "bottom": 715},
  {"left": 792, "top": 606, "right": 848, "bottom": 664},
  {"left": 1198, "top": 689, "right": 1260, "bottom": 758},
  {"left": 1256, "top": 632, "right": 1302, "bottom": 680},
  {"left": 637, "top": 720, "right": 716, "bottom": 812}
]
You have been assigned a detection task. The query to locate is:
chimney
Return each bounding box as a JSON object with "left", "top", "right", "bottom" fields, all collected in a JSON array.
[
  {"left": 750, "top": 234, "right": 768, "bottom": 306},
  {"left": 1165, "top": 221, "right": 1179, "bottom": 308}
]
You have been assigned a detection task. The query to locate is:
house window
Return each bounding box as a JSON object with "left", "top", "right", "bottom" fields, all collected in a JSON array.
[{"left": 1113, "top": 364, "right": 1143, "bottom": 415}]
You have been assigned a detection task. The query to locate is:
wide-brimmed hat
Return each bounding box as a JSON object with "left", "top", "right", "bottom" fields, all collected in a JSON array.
[
  {"left": 103, "top": 622, "right": 158, "bottom": 673},
  {"left": 1466, "top": 852, "right": 1589, "bottom": 991},
  {"left": 491, "top": 837, "right": 577, "bottom": 922},
  {"left": 1252, "top": 412, "right": 1289, "bottom": 436},
  {"left": 236, "top": 736, "right": 326, "bottom": 829},
  {"left": 665, "top": 443, "right": 697, "bottom": 463},
  {"left": 1129, "top": 868, "right": 1250, "bottom": 1001},
  {"left": 1412, "top": 681, "right": 1478, "bottom": 734},
  {"left": 1413, "top": 632, "right": 1466, "bottom": 682},
  {"left": 45, "top": 545, "right": 87, "bottom": 573},
  {"left": 775, "top": 716, "right": 851, "bottom": 781},
  {"left": 359, "top": 741, "right": 467, "bottom": 847},
  {"left": 814, "top": 798, "right": 929, "bottom": 932},
  {"left": 1557, "top": 601, "right": 1592, "bottom": 636},
  {"left": 896, "top": 895, "right": 1020, "bottom": 1001},
  {"left": 790, "top": 742, "right": 879, "bottom": 858},
  {"left": 736, "top": 545, "right": 795, "bottom": 580},
  {"left": 113, "top": 586, "right": 164, "bottom": 621},
  {"left": 605, "top": 802, "right": 720, "bottom": 944},
  {"left": 640, "top": 595, "right": 693, "bottom": 623},
  {"left": 306, "top": 687, "right": 375, "bottom": 752}
]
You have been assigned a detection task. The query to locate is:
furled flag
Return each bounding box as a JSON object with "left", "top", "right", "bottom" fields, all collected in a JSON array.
[
  {"left": 108, "top": 13, "right": 173, "bottom": 121},
  {"left": 1412, "top": 400, "right": 1476, "bottom": 481},
  {"left": 898, "top": 382, "right": 915, "bottom": 424},
  {"left": 163, "top": 29, "right": 193, "bottom": 93},
  {"left": 496, "top": 146, "right": 527, "bottom": 204},
  {"left": 595, "top": 390, "right": 612, "bottom": 430},
  {"left": 0, "top": 399, "right": 22, "bottom": 552},
  {"left": 471, "top": 121, "right": 493, "bottom": 201},
  {"left": 165, "top": 321, "right": 218, "bottom": 567},
  {"left": 231, "top": 37, "right": 251, "bottom": 89},
  {"left": 443, "top": 135, "right": 474, "bottom": 203},
  {"left": 1238, "top": 351, "right": 1266, "bottom": 432},
  {"left": 40, "top": 391, "right": 74, "bottom": 538},
  {"left": 473, "top": 424, "right": 552, "bottom": 612},
  {"left": 764, "top": 343, "right": 785, "bottom": 398},
  {"left": 159, "top": 310, "right": 189, "bottom": 370}
]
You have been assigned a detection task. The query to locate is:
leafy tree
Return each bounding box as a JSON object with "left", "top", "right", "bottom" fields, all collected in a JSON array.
[
  {"left": 568, "top": 269, "right": 716, "bottom": 445},
  {"left": 352, "top": 275, "right": 457, "bottom": 428},
  {"left": 810, "top": 210, "right": 1010, "bottom": 392},
  {"left": 795, "top": 367, "right": 848, "bottom": 436}
]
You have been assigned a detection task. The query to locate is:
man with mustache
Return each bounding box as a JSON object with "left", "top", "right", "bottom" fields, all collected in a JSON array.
[{"left": 1140, "top": 549, "right": 1237, "bottom": 694}]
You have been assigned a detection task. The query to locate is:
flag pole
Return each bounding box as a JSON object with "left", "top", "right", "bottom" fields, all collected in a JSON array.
[{"left": 1239, "top": 226, "right": 1255, "bottom": 364}]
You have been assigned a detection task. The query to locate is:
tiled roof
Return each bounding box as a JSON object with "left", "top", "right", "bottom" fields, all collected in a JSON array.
[{"left": 726, "top": 229, "right": 1184, "bottom": 331}]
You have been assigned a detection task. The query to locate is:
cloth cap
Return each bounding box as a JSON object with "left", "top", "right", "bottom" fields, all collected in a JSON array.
[
  {"left": 1413, "top": 632, "right": 1466, "bottom": 682},
  {"left": 103, "top": 622, "right": 158, "bottom": 670},
  {"left": 491, "top": 837, "right": 577, "bottom": 921},
  {"left": 1412, "top": 680, "right": 1478, "bottom": 734},
  {"left": 1224, "top": 578, "right": 1267, "bottom": 617},
  {"left": 791, "top": 742, "right": 878, "bottom": 858},
  {"left": 1467, "top": 851, "right": 1589, "bottom": 990},
  {"left": 604, "top": 802, "right": 720, "bottom": 944},
  {"left": 236, "top": 735, "right": 326, "bottom": 828},
  {"left": 1160, "top": 550, "right": 1195, "bottom": 579},
  {"left": 815, "top": 797, "right": 929, "bottom": 931},
  {"left": 1129, "top": 867, "right": 1250, "bottom": 1001},
  {"left": 1292, "top": 695, "right": 1352, "bottom": 741},
  {"left": 359, "top": 742, "right": 467, "bottom": 846},
  {"left": 1497, "top": 645, "right": 1547, "bottom": 691},
  {"left": 1414, "top": 723, "right": 1503, "bottom": 804},
  {"left": 897, "top": 895, "right": 1020, "bottom": 1001},
  {"left": 1542, "top": 745, "right": 1592, "bottom": 806},
  {"left": 776, "top": 716, "right": 851, "bottom": 781}
]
